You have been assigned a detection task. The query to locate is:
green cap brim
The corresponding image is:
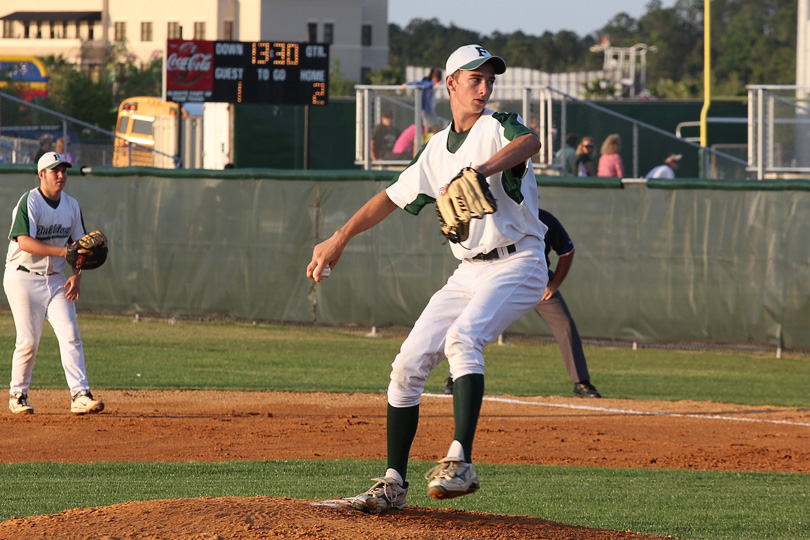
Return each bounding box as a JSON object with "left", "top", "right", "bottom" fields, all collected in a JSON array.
[{"left": 458, "top": 56, "right": 506, "bottom": 74}]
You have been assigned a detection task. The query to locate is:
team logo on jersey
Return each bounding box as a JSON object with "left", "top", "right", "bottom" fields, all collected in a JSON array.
[{"left": 37, "top": 224, "right": 71, "bottom": 240}]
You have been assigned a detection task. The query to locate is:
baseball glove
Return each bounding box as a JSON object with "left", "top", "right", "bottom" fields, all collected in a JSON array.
[
  {"left": 435, "top": 167, "right": 497, "bottom": 243},
  {"left": 66, "top": 230, "right": 108, "bottom": 271}
]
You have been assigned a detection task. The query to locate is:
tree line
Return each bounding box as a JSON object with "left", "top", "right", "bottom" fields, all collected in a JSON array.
[
  {"left": 381, "top": 0, "right": 796, "bottom": 98},
  {"left": 0, "top": 0, "right": 796, "bottom": 131}
]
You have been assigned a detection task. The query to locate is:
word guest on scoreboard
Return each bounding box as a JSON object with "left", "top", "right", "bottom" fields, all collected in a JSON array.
[{"left": 166, "top": 39, "right": 329, "bottom": 105}]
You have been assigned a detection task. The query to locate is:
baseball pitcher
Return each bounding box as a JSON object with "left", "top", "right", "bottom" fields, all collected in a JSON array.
[{"left": 306, "top": 44, "right": 547, "bottom": 513}]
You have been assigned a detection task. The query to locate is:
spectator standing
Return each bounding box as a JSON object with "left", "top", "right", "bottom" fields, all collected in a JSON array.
[
  {"left": 391, "top": 122, "right": 424, "bottom": 159},
  {"left": 554, "top": 133, "right": 578, "bottom": 175},
  {"left": 33, "top": 134, "right": 53, "bottom": 163},
  {"left": 55, "top": 137, "right": 75, "bottom": 165},
  {"left": 405, "top": 68, "right": 443, "bottom": 122},
  {"left": 371, "top": 110, "right": 399, "bottom": 161},
  {"left": 645, "top": 154, "right": 682, "bottom": 179},
  {"left": 597, "top": 134, "right": 625, "bottom": 178},
  {"left": 575, "top": 137, "right": 596, "bottom": 176}
]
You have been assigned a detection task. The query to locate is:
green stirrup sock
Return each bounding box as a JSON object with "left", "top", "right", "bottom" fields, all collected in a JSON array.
[
  {"left": 386, "top": 403, "right": 419, "bottom": 483},
  {"left": 452, "top": 373, "right": 484, "bottom": 462}
]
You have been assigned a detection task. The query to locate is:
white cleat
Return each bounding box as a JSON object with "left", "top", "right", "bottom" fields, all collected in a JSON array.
[
  {"left": 70, "top": 390, "right": 105, "bottom": 415},
  {"left": 351, "top": 477, "right": 408, "bottom": 513},
  {"left": 9, "top": 393, "right": 33, "bottom": 414},
  {"left": 425, "top": 458, "right": 480, "bottom": 500}
]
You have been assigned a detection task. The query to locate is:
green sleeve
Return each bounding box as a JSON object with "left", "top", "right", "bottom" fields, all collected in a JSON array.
[
  {"left": 492, "top": 111, "right": 532, "bottom": 141},
  {"left": 492, "top": 112, "right": 532, "bottom": 204},
  {"left": 388, "top": 146, "right": 433, "bottom": 216},
  {"left": 9, "top": 193, "right": 31, "bottom": 239}
]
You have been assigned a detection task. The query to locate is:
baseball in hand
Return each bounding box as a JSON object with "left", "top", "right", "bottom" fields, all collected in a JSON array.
[{"left": 321, "top": 265, "right": 331, "bottom": 278}]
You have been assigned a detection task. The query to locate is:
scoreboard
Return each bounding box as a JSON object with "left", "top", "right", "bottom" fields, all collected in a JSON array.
[{"left": 166, "top": 39, "right": 329, "bottom": 105}]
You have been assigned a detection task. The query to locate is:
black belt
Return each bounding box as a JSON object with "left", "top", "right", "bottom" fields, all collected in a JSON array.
[
  {"left": 471, "top": 244, "right": 516, "bottom": 261},
  {"left": 17, "top": 265, "right": 57, "bottom": 276}
]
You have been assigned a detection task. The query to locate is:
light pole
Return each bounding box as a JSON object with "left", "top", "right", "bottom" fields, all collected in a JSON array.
[{"left": 700, "top": 0, "right": 711, "bottom": 148}]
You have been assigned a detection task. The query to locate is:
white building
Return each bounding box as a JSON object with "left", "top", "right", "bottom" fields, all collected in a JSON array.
[{"left": 0, "top": 0, "right": 388, "bottom": 82}]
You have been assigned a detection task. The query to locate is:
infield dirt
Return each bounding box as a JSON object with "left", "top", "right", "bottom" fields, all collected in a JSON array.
[{"left": 1, "top": 389, "right": 808, "bottom": 539}]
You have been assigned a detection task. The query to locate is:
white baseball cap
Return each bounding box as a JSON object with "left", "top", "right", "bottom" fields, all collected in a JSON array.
[
  {"left": 666, "top": 153, "right": 683, "bottom": 163},
  {"left": 37, "top": 151, "right": 72, "bottom": 173},
  {"left": 446, "top": 44, "right": 506, "bottom": 76}
]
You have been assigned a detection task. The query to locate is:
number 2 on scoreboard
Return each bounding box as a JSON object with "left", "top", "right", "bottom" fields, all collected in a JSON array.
[{"left": 312, "top": 82, "right": 325, "bottom": 105}]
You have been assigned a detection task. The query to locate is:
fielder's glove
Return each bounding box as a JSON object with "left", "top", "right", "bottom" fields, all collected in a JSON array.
[
  {"left": 66, "top": 230, "right": 108, "bottom": 271},
  {"left": 435, "top": 167, "right": 497, "bottom": 243}
]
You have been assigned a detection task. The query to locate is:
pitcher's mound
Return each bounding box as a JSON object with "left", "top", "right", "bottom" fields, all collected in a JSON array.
[{"left": 0, "top": 496, "right": 679, "bottom": 539}]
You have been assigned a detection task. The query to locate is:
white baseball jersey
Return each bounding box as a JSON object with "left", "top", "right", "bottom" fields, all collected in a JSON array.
[
  {"left": 646, "top": 164, "right": 676, "bottom": 179},
  {"left": 383, "top": 108, "right": 549, "bottom": 408},
  {"left": 385, "top": 109, "right": 547, "bottom": 258},
  {"left": 6, "top": 188, "right": 85, "bottom": 275}
]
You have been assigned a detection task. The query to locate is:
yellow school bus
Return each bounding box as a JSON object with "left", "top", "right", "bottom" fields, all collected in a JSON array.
[{"left": 112, "top": 96, "right": 180, "bottom": 167}]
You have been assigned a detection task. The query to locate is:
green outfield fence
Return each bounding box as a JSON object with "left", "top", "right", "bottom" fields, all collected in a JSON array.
[{"left": 0, "top": 165, "right": 808, "bottom": 351}]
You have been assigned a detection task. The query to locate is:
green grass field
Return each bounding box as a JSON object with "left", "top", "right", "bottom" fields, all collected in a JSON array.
[{"left": 0, "top": 313, "right": 808, "bottom": 539}]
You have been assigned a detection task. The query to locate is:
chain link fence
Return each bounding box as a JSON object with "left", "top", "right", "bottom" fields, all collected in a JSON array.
[
  {"left": 535, "top": 88, "right": 750, "bottom": 180},
  {"left": 0, "top": 91, "right": 117, "bottom": 167},
  {"left": 0, "top": 91, "right": 185, "bottom": 168},
  {"left": 748, "top": 85, "right": 810, "bottom": 179},
  {"left": 355, "top": 84, "right": 751, "bottom": 180}
]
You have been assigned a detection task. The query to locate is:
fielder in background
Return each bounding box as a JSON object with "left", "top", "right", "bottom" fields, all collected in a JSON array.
[
  {"left": 443, "top": 208, "right": 601, "bottom": 398},
  {"left": 307, "top": 44, "right": 547, "bottom": 514},
  {"left": 645, "top": 153, "right": 682, "bottom": 179},
  {"left": 5, "top": 152, "right": 104, "bottom": 415}
]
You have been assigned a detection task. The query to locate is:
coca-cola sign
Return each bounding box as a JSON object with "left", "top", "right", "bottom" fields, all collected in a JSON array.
[{"left": 166, "top": 39, "right": 214, "bottom": 102}]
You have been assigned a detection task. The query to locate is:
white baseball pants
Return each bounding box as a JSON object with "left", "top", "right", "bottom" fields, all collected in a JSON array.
[
  {"left": 387, "top": 237, "right": 547, "bottom": 408},
  {"left": 4, "top": 268, "right": 90, "bottom": 396}
]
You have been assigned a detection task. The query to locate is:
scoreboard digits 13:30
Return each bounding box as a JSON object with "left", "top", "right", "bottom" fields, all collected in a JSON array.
[{"left": 166, "top": 39, "right": 329, "bottom": 106}]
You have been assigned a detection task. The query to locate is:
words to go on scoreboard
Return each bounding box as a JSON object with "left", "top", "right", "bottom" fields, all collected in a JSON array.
[{"left": 165, "top": 39, "right": 329, "bottom": 105}]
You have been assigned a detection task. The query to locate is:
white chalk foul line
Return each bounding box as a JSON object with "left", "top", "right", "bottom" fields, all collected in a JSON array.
[{"left": 422, "top": 393, "right": 810, "bottom": 427}]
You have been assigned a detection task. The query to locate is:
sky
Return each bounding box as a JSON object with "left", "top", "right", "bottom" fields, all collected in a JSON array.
[{"left": 388, "top": 0, "right": 675, "bottom": 38}]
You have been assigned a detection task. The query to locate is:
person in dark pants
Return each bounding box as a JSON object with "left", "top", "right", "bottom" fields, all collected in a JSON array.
[{"left": 444, "top": 208, "right": 601, "bottom": 398}]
